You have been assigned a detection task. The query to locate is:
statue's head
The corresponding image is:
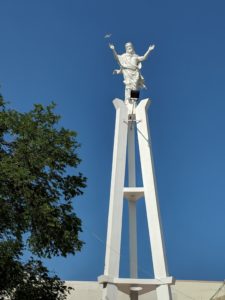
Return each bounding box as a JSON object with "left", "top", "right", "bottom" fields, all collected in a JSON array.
[{"left": 125, "top": 42, "right": 135, "bottom": 54}]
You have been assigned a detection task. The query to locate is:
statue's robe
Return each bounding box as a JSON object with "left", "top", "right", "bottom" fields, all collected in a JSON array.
[{"left": 118, "top": 53, "right": 146, "bottom": 91}]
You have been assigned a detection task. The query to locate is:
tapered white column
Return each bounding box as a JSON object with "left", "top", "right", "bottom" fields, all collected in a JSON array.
[
  {"left": 103, "top": 99, "right": 128, "bottom": 300},
  {"left": 128, "top": 115, "right": 138, "bottom": 280},
  {"left": 128, "top": 114, "right": 139, "bottom": 300},
  {"left": 136, "top": 99, "right": 172, "bottom": 300}
]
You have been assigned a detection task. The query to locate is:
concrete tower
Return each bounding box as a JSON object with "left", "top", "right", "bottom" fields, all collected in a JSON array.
[{"left": 98, "top": 42, "right": 174, "bottom": 300}]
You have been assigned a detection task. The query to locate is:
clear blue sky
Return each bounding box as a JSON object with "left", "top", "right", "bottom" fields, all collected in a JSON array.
[{"left": 1, "top": 0, "right": 225, "bottom": 283}]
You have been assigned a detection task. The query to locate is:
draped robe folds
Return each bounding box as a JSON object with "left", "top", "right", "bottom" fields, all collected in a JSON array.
[{"left": 118, "top": 53, "right": 146, "bottom": 91}]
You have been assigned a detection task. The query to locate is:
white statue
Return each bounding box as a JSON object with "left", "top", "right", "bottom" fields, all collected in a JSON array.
[{"left": 109, "top": 42, "right": 155, "bottom": 100}]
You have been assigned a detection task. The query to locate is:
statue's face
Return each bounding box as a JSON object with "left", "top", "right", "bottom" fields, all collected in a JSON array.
[{"left": 125, "top": 44, "right": 134, "bottom": 54}]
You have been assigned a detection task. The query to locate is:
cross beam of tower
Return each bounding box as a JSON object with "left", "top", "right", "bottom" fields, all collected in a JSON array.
[{"left": 98, "top": 98, "right": 174, "bottom": 300}]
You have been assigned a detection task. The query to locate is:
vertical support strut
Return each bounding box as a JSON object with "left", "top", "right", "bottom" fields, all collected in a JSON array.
[
  {"left": 128, "top": 109, "right": 138, "bottom": 300},
  {"left": 128, "top": 110, "right": 138, "bottom": 280},
  {"left": 136, "top": 99, "right": 172, "bottom": 300},
  {"left": 103, "top": 99, "right": 128, "bottom": 300}
]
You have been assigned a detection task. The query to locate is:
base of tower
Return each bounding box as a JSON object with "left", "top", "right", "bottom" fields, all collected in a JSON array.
[{"left": 98, "top": 275, "right": 175, "bottom": 296}]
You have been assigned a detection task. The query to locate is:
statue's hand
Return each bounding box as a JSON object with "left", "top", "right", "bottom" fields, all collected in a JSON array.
[
  {"left": 149, "top": 45, "right": 155, "bottom": 51},
  {"left": 113, "top": 69, "right": 121, "bottom": 75},
  {"left": 109, "top": 43, "right": 115, "bottom": 50}
]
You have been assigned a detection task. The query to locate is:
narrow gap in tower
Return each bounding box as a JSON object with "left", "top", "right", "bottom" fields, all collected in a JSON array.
[{"left": 120, "top": 121, "right": 154, "bottom": 279}]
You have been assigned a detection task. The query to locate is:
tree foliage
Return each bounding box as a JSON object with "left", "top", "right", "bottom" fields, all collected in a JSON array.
[{"left": 0, "top": 95, "right": 86, "bottom": 299}]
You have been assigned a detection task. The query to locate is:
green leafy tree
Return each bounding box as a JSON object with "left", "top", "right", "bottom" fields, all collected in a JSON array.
[{"left": 0, "top": 95, "right": 86, "bottom": 299}]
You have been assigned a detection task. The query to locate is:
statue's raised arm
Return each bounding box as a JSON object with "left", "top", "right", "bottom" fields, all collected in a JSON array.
[
  {"left": 138, "top": 45, "right": 155, "bottom": 62},
  {"left": 109, "top": 44, "right": 118, "bottom": 60},
  {"left": 109, "top": 44, "right": 122, "bottom": 75},
  {"left": 109, "top": 42, "right": 155, "bottom": 101}
]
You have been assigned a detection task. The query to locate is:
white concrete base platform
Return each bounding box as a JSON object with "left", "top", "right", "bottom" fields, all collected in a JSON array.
[{"left": 98, "top": 275, "right": 174, "bottom": 296}]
